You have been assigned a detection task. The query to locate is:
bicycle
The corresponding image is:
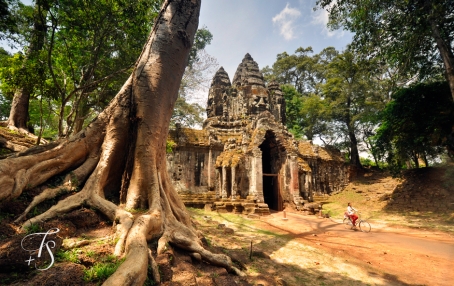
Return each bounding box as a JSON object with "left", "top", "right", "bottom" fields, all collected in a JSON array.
[{"left": 343, "top": 212, "right": 371, "bottom": 233}]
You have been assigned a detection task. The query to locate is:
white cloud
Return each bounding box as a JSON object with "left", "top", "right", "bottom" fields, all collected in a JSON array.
[
  {"left": 272, "top": 3, "right": 301, "bottom": 40},
  {"left": 311, "top": 5, "right": 345, "bottom": 38}
]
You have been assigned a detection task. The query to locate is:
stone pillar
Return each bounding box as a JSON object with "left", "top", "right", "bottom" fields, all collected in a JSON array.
[
  {"left": 289, "top": 155, "right": 300, "bottom": 202},
  {"left": 305, "top": 173, "right": 311, "bottom": 196},
  {"left": 249, "top": 148, "right": 264, "bottom": 202},
  {"left": 221, "top": 166, "right": 228, "bottom": 198},
  {"left": 231, "top": 165, "right": 237, "bottom": 200},
  {"left": 299, "top": 173, "right": 307, "bottom": 200},
  {"left": 307, "top": 172, "right": 313, "bottom": 201},
  {"left": 215, "top": 168, "right": 221, "bottom": 199},
  {"left": 208, "top": 148, "right": 212, "bottom": 188}
]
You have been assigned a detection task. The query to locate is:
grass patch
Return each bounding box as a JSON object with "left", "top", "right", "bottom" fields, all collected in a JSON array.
[
  {"left": 25, "top": 223, "right": 43, "bottom": 235},
  {"left": 126, "top": 208, "right": 148, "bottom": 214},
  {"left": 384, "top": 211, "right": 454, "bottom": 233},
  {"left": 188, "top": 208, "right": 286, "bottom": 238},
  {"left": 209, "top": 272, "right": 219, "bottom": 278},
  {"left": 188, "top": 207, "right": 255, "bottom": 225},
  {"left": 86, "top": 250, "right": 97, "bottom": 258},
  {"left": 83, "top": 257, "right": 124, "bottom": 283},
  {"left": 56, "top": 249, "right": 80, "bottom": 263}
]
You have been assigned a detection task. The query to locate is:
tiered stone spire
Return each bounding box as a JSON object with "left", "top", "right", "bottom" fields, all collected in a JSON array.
[
  {"left": 232, "top": 53, "right": 265, "bottom": 87},
  {"left": 210, "top": 67, "right": 231, "bottom": 88},
  {"left": 205, "top": 54, "right": 285, "bottom": 124}
]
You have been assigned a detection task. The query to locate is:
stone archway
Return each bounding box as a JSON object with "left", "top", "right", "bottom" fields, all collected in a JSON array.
[{"left": 259, "top": 130, "right": 284, "bottom": 211}]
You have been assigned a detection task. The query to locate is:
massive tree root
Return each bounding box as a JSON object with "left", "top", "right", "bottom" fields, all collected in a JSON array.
[{"left": 0, "top": 1, "right": 244, "bottom": 285}]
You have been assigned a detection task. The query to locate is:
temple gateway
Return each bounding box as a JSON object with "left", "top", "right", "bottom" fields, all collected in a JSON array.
[{"left": 167, "top": 54, "right": 348, "bottom": 215}]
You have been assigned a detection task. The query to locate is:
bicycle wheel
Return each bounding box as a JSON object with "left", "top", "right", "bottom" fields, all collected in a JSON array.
[
  {"left": 343, "top": 218, "right": 352, "bottom": 229},
  {"left": 359, "top": 220, "right": 371, "bottom": 233}
]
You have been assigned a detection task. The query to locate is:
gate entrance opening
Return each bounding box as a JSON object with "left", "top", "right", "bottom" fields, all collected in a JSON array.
[{"left": 259, "top": 131, "right": 283, "bottom": 211}]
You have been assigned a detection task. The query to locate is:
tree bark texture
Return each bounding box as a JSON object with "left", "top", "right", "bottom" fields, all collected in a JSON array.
[
  {"left": 430, "top": 20, "right": 454, "bottom": 101},
  {"left": 0, "top": 1, "right": 243, "bottom": 284},
  {"left": 348, "top": 127, "right": 362, "bottom": 168},
  {"left": 7, "top": 87, "right": 31, "bottom": 131}
]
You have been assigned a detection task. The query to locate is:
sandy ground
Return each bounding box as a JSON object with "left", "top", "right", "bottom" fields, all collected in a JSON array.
[{"left": 254, "top": 211, "right": 454, "bottom": 286}]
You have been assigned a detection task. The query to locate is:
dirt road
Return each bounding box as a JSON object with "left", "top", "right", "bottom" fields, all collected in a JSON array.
[{"left": 259, "top": 211, "right": 454, "bottom": 286}]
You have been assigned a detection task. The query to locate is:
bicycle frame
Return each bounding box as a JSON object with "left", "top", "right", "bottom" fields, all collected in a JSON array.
[{"left": 343, "top": 212, "right": 371, "bottom": 233}]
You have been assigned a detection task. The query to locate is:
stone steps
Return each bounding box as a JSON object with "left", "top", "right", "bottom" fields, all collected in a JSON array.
[
  {"left": 180, "top": 192, "right": 270, "bottom": 216},
  {"left": 312, "top": 194, "right": 330, "bottom": 202}
]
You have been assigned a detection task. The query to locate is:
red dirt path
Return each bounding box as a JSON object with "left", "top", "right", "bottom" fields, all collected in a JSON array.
[{"left": 258, "top": 211, "right": 454, "bottom": 286}]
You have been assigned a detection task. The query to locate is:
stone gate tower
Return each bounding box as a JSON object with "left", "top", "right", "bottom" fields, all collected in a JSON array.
[{"left": 167, "top": 54, "right": 347, "bottom": 215}]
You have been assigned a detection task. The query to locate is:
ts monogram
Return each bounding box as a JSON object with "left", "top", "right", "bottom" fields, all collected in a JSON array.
[{"left": 21, "top": 228, "right": 60, "bottom": 271}]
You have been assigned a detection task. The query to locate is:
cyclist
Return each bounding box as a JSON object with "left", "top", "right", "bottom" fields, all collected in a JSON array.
[{"left": 346, "top": 202, "right": 358, "bottom": 228}]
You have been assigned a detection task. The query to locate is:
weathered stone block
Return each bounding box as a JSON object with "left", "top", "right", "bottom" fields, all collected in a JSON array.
[{"left": 204, "top": 204, "right": 213, "bottom": 212}]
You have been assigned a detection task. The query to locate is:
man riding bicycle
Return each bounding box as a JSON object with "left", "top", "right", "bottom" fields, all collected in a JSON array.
[{"left": 346, "top": 202, "right": 358, "bottom": 228}]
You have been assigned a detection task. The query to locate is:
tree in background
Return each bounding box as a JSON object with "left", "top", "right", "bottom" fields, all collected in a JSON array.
[
  {"left": 0, "top": 1, "right": 243, "bottom": 284},
  {"left": 47, "top": 0, "right": 163, "bottom": 136},
  {"left": 263, "top": 47, "right": 337, "bottom": 140},
  {"left": 316, "top": 0, "right": 454, "bottom": 161},
  {"left": 0, "top": 0, "right": 16, "bottom": 39},
  {"left": 299, "top": 93, "right": 328, "bottom": 141},
  {"left": 280, "top": 84, "right": 304, "bottom": 138},
  {"left": 0, "top": 0, "right": 163, "bottom": 139},
  {"left": 2, "top": 0, "right": 48, "bottom": 135},
  {"left": 321, "top": 50, "right": 386, "bottom": 168},
  {"left": 280, "top": 84, "right": 327, "bottom": 140},
  {"left": 265, "top": 46, "right": 389, "bottom": 168},
  {"left": 263, "top": 46, "right": 338, "bottom": 95},
  {"left": 375, "top": 81, "right": 454, "bottom": 171},
  {"left": 316, "top": 0, "right": 454, "bottom": 100},
  {"left": 1, "top": 1, "right": 215, "bottom": 140},
  {"left": 0, "top": 48, "right": 12, "bottom": 120}
]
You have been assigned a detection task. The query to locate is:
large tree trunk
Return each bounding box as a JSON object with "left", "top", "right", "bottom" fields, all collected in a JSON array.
[
  {"left": 429, "top": 18, "right": 454, "bottom": 156},
  {"left": 345, "top": 96, "right": 362, "bottom": 169},
  {"left": 348, "top": 127, "right": 362, "bottom": 168},
  {"left": 425, "top": 0, "right": 454, "bottom": 101},
  {"left": 7, "top": 87, "right": 31, "bottom": 131},
  {"left": 431, "top": 21, "right": 454, "bottom": 101},
  {"left": 0, "top": 1, "right": 243, "bottom": 284},
  {"left": 72, "top": 95, "right": 90, "bottom": 135}
]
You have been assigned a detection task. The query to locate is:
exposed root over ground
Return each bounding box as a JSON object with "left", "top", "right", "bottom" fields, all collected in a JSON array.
[{"left": 0, "top": 126, "right": 37, "bottom": 155}]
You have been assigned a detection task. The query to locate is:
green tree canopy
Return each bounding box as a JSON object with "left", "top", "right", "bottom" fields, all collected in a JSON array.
[
  {"left": 281, "top": 84, "right": 305, "bottom": 138},
  {"left": 316, "top": 0, "right": 454, "bottom": 100},
  {"left": 321, "top": 50, "right": 386, "bottom": 167},
  {"left": 0, "top": 0, "right": 163, "bottom": 138},
  {"left": 262, "top": 47, "right": 338, "bottom": 140},
  {"left": 0, "top": 0, "right": 18, "bottom": 40},
  {"left": 266, "top": 46, "right": 390, "bottom": 167},
  {"left": 375, "top": 81, "right": 454, "bottom": 170},
  {"left": 263, "top": 46, "right": 338, "bottom": 95}
]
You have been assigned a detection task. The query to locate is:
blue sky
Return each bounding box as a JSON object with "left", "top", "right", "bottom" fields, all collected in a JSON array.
[
  {"left": 9, "top": 1, "right": 353, "bottom": 79},
  {"left": 199, "top": 0, "right": 353, "bottom": 79}
]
